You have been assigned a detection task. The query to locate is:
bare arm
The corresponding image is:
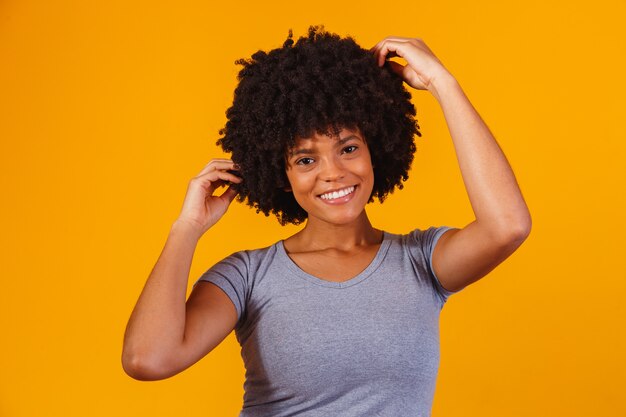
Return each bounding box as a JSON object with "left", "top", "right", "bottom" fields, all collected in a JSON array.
[
  {"left": 122, "top": 159, "right": 241, "bottom": 380},
  {"left": 371, "top": 38, "right": 531, "bottom": 292},
  {"left": 428, "top": 74, "right": 531, "bottom": 291}
]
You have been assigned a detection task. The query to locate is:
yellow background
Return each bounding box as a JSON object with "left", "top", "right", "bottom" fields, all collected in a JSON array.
[{"left": 1, "top": 1, "right": 624, "bottom": 416}]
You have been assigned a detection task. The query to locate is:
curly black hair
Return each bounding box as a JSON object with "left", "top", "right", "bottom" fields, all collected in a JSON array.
[{"left": 217, "top": 25, "right": 421, "bottom": 225}]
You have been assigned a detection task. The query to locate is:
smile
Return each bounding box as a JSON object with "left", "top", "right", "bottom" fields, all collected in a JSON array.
[{"left": 319, "top": 186, "right": 356, "bottom": 201}]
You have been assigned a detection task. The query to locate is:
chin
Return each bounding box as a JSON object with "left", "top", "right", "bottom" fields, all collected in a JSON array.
[
  {"left": 296, "top": 185, "right": 374, "bottom": 226},
  {"left": 310, "top": 208, "right": 367, "bottom": 226}
]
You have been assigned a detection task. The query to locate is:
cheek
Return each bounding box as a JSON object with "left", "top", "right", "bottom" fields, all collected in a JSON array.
[
  {"left": 285, "top": 170, "right": 311, "bottom": 194},
  {"left": 359, "top": 166, "right": 376, "bottom": 194},
  {"left": 356, "top": 162, "right": 375, "bottom": 180}
]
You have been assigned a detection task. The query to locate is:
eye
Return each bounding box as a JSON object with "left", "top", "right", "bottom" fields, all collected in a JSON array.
[
  {"left": 342, "top": 145, "right": 358, "bottom": 154},
  {"left": 296, "top": 157, "right": 315, "bottom": 166}
]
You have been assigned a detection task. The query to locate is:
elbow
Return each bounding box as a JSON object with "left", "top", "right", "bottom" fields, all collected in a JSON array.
[
  {"left": 488, "top": 210, "right": 531, "bottom": 247},
  {"left": 514, "top": 211, "right": 532, "bottom": 241},
  {"left": 121, "top": 350, "right": 172, "bottom": 381},
  {"left": 498, "top": 213, "right": 532, "bottom": 247},
  {"left": 510, "top": 218, "right": 531, "bottom": 242}
]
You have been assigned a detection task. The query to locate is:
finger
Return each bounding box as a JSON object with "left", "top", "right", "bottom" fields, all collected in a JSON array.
[
  {"left": 203, "top": 170, "right": 242, "bottom": 185},
  {"left": 387, "top": 60, "right": 406, "bottom": 78},
  {"left": 373, "top": 44, "right": 400, "bottom": 59},
  {"left": 375, "top": 38, "right": 411, "bottom": 67},
  {"left": 201, "top": 159, "right": 237, "bottom": 170},
  {"left": 370, "top": 40, "right": 388, "bottom": 57},
  {"left": 384, "top": 51, "right": 400, "bottom": 60},
  {"left": 370, "top": 41, "right": 385, "bottom": 62},
  {"left": 201, "top": 158, "right": 233, "bottom": 169},
  {"left": 191, "top": 169, "right": 242, "bottom": 196},
  {"left": 197, "top": 159, "right": 238, "bottom": 177},
  {"left": 370, "top": 36, "right": 413, "bottom": 52},
  {"left": 218, "top": 184, "right": 239, "bottom": 204},
  {"left": 377, "top": 40, "right": 407, "bottom": 66}
]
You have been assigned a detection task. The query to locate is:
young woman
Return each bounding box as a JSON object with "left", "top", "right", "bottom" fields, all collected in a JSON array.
[{"left": 122, "top": 26, "right": 531, "bottom": 416}]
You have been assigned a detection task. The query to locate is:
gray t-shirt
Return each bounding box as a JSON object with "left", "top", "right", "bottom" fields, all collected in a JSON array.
[{"left": 194, "top": 226, "right": 462, "bottom": 417}]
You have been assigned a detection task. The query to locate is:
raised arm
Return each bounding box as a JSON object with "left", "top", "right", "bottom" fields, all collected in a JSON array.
[
  {"left": 122, "top": 159, "right": 241, "bottom": 380},
  {"left": 371, "top": 37, "right": 531, "bottom": 292}
]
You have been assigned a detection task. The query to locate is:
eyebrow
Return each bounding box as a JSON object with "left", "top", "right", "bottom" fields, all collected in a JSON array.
[{"left": 288, "top": 135, "right": 361, "bottom": 158}]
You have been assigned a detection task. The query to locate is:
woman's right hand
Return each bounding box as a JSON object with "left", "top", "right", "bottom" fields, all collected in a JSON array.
[{"left": 174, "top": 158, "right": 242, "bottom": 237}]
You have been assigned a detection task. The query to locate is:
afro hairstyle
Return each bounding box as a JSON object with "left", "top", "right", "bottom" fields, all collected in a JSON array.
[{"left": 217, "top": 25, "right": 421, "bottom": 225}]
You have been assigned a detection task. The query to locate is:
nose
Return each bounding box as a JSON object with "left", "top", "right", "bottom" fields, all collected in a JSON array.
[{"left": 319, "top": 156, "right": 345, "bottom": 182}]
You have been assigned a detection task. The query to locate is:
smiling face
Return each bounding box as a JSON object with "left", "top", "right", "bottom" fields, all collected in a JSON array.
[{"left": 284, "top": 126, "right": 375, "bottom": 227}]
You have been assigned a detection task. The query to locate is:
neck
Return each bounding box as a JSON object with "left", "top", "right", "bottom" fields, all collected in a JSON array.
[{"left": 295, "top": 210, "right": 382, "bottom": 251}]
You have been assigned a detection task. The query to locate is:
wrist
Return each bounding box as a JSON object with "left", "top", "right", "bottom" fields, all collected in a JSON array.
[
  {"left": 429, "top": 71, "right": 459, "bottom": 102},
  {"left": 170, "top": 219, "right": 205, "bottom": 241}
]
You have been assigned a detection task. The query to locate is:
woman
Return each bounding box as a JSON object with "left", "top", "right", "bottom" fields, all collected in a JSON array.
[{"left": 122, "top": 26, "right": 531, "bottom": 416}]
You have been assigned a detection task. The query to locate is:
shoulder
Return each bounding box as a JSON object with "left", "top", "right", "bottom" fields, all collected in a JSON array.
[
  {"left": 220, "top": 240, "right": 284, "bottom": 273},
  {"left": 388, "top": 225, "right": 457, "bottom": 247},
  {"left": 385, "top": 225, "right": 458, "bottom": 270}
]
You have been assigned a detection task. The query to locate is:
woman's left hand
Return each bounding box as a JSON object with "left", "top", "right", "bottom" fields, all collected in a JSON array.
[{"left": 370, "top": 37, "right": 452, "bottom": 92}]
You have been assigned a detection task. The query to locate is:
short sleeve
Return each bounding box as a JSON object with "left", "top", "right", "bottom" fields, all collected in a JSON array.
[
  {"left": 192, "top": 251, "right": 250, "bottom": 324},
  {"left": 408, "top": 226, "right": 462, "bottom": 306}
]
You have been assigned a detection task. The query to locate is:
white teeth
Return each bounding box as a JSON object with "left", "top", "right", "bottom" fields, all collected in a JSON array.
[{"left": 320, "top": 186, "right": 355, "bottom": 200}]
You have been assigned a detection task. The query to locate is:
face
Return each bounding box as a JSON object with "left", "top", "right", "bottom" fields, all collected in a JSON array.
[{"left": 284, "top": 126, "right": 374, "bottom": 226}]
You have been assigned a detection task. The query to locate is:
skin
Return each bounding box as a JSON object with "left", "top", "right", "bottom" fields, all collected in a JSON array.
[
  {"left": 122, "top": 36, "right": 531, "bottom": 381},
  {"left": 369, "top": 37, "right": 531, "bottom": 292},
  {"left": 281, "top": 127, "right": 384, "bottom": 281}
]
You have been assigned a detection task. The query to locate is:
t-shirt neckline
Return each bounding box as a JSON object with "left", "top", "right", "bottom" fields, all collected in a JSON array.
[{"left": 276, "top": 231, "right": 392, "bottom": 288}]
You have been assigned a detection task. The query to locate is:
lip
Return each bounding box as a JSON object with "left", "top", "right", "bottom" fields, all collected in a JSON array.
[
  {"left": 316, "top": 185, "right": 358, "bottom": 205},
  {"left": 317, "top": 185, "right": 356, "bottom": 197}
]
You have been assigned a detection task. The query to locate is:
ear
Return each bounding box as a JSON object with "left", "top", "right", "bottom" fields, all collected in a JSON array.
[{"left": 283, "top": 186, "right": 292, "bottom": 192}]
